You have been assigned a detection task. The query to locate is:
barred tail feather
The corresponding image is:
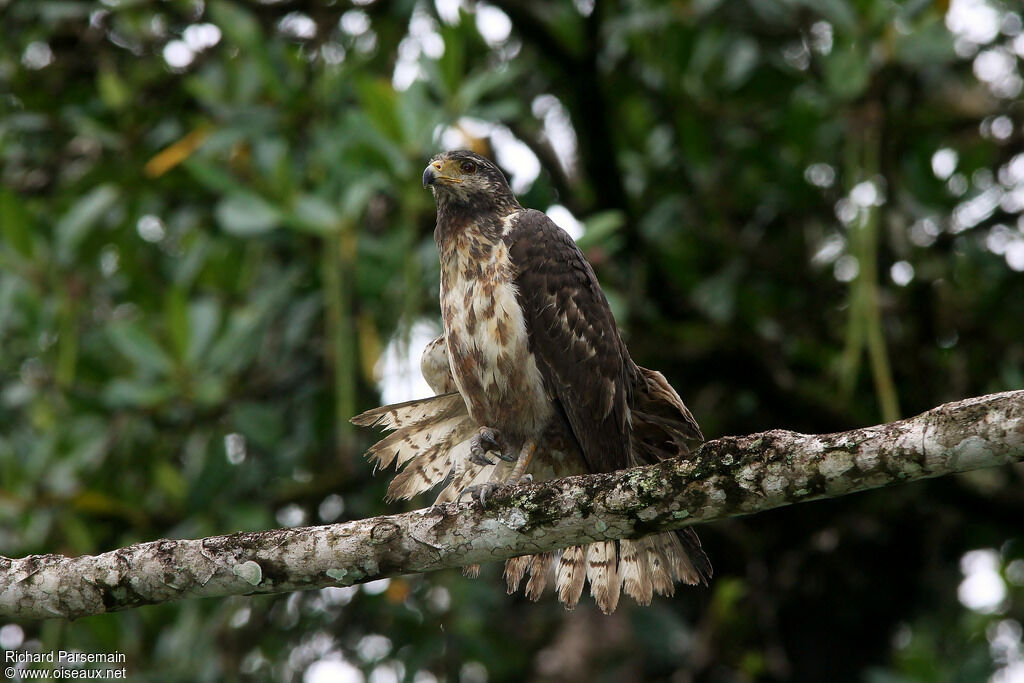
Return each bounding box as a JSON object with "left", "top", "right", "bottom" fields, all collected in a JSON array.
[
  {"left": 586, "top": 541, "right": 620, "bottom": 614},
  {"left": 619, "top": 531, "right": 710, "bottom": 606},
  {"left": 433, "top": 451, "right": 503, "bottom": 504},
  {"left": 366, "top": 412, "right": 471, "bottom": 472},
  {"left": 643, "top": 536, "right": 676, "bottom": 596},
  {"left": 507, "top": 532, "right": 708, "bottom": 612},
  {"left": 351, "top": 392, "right": 464, "bottom": 431},
  {"left": 555, "top": 545, "right": 587, "bottom": 610},
  {"left": 619, "top": 539, "right": 654, "bottom": 605},
  {"left": 619, "top": 535, "right": 677, "bottom": 596},
  {"left": 385, "top": 421, "right": 476, "bottom": 501},
  {"left": 504, "top": 555, "right": 530, "bottom": 594},
  {"left": 525, "top": 553, "right": 555, "bottom": 601}
]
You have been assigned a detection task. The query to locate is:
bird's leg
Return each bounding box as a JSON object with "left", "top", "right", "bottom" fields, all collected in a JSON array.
[
  {"left": 469, "top": 426, "right": 515, "bottom": 466},
  {"left": 507, "top": 440, "right": 536, "bottom": 484},
  {"left": 459, "top": 440, "right": 537, "bottom": 507}
]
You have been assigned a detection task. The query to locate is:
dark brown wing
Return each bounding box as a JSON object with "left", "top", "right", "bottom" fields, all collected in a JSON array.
[{"left": 504, "top": 209, "right": 636, "bottom": 473}]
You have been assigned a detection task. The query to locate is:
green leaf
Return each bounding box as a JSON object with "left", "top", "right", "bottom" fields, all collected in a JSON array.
[
  {"left": 186, "top": 299, "right": 222, "bottom": 366},
  {"left": 892, "top": 18, "right": 956, "bottom": 66},
  {"left": 691, "top": 260, "right": 744, "bottom": 324},
  {"left": 722, "top": 37, "right": 760, "bottom": 89},
  {"left": 166, "top": 288, "right": 190, "bottom": 362},
  {"left": 215, "top": 193, "right": 281, "bottom": 236},
  {"left": 97, "top": 68, "right": 130, "bottom": 110},
  {"left": 455, "top": 65, "right": 521, "bottom": 113},
  {"left": 357, "top": 78, "right": 403, "bottom": 143},
  {"left": 340, "top": 176, "right": 389, "bottom": 222},
  {"left": 103, "top": 379, "right": 175, "bottom": 407},
  {"left": 0, "top": 187, "right": 34, "bottom": 257},
  {"left": 825, "top": 42, "right": 872, "bottom": 101},
  {"left": 288, "top": 194, "right": 341, "bottom": 234},
  {"left": 576, "top": 210, "right": 626, "bottom": 250},
  {"left": 230, "top": 402, "right": 284, "bottom": 448},
  {"left": 207, "top": 0, "right": 261, "bottom": 49},
  {"left": 182, "top": 158, "right": 250, "bottom": 195},
  {"left": 107, "top": 321, "right": 174, "bottom": 375},
  {"left": 207, "top": 2, "right": 284, "bottom": 99},
  {"left": 58, "top": 514, "right": 96, "bottom": 554},
  {"left": 192, "top": 376, "right": 227, "bottom": 406},
  {"left": 55, "top": 184, "right": 120, "bottom": 263},
  {"left": 796, "top": 0, "right": 857, "bottom": 33},
  {"left": 153, "top": 460, "right": 187, "bottom": 502},
  {"left": 434, "top": 20, "right": 467, "bottom": 96},
  {"left": 207, "top": 310, "right": 262, "bottom": 372}
]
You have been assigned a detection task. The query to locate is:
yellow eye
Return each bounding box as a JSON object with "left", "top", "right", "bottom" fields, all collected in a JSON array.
[{"left": 460, "top": 161, "right": 477, "bottom": 174}]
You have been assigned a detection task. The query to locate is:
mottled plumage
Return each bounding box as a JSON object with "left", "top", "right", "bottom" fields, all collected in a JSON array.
[{"left": 353, "top": 150, "right": 711, "bottom": 613}]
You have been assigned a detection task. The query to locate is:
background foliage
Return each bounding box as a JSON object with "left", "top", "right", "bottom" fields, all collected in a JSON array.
[{"left": 2, "top": 0, "right": 1023, "bottom": 681}]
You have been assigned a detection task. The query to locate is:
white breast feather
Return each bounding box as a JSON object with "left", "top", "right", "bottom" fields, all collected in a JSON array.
[{"left": 442, "top": 237, "right": 552, "bottom": 433}]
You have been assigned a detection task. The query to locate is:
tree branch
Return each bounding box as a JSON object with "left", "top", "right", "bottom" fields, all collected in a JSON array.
[{"left": 3, "top": 391, "right": 1022, "bottom": 621}]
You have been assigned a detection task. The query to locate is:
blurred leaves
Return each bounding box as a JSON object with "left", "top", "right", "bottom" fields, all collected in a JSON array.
[
  {"left": 0, "top": 188, "right": 35, "bottom": 257},
  {"left": 55, "top": 184, "right": 120, "bottom": 263},
  {"left": 107, "top": 321, "right": 175, "bottom": 376},
  {"left": 1, "top": 0, "right": 1023, "bottom": 681},
  {"left": 215, "top": 192, "right": 281, "bottom": 236},
  {"left": 825, "top": 42, "right": 872, "bottom": 100}
]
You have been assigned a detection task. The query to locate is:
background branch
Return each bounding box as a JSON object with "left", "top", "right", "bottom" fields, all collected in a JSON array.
[{"left": 2, "top": 391, "right": 1021, "bottom": 621}]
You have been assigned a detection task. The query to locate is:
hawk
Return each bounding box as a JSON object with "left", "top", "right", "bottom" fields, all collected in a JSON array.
[{"left": 353, "top": 151, "right": 711, "bottom": 613}]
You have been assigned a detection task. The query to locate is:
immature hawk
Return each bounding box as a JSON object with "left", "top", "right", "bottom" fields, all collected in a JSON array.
[{"left": 353, "top": 151, "right": 711, "bottom": 613}]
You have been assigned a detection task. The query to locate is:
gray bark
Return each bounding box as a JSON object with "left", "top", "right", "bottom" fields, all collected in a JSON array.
[{"left": 2, "top": 390, "right": 1022, "bottom": 620}]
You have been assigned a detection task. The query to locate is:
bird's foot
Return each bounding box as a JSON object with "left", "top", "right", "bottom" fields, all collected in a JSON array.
[
  {"left": 458, "top": 474, "right": 534, "bottom": 507},
  {"left": 469, "top": 426, "right": 515, "bottom": 466},
  {"left": 458, "top": 481, "right": 501, "bottom": 506}
]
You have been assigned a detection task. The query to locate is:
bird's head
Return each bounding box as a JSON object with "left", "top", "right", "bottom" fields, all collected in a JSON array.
[{"left": 422, "top": 150, "right": 518, "bottom": 214}]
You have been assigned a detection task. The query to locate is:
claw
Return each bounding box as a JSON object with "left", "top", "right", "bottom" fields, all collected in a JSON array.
[
  {"left": 470, "top": 426, "right": 514, "bottom": 464},
  {"left": 458, "top": 482, "right": 501, "bottom": 507},
  {"left": 469, "top": 450, "right": 495, "bottom": 466},
  {"left": 494, "top": 449, "right": 517, "bottom": 463},
  {"left": 457, "top": 475, "right": 534, "bottom": 508}
]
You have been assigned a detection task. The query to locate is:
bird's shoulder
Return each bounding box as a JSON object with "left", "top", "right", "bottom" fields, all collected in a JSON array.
[
  {"left": 503, "top": 208, "right": 576, "bottom": 249},
  {"left": 502, "top": 209, "right": 599, "bottom": 290}
]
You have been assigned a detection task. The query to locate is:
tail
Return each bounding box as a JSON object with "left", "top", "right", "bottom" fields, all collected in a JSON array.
[
  {"left": 351, "top": 393, "right": 479, "bottom": 501},
  {"left": 619, "top": 529, "right": 712, "bottom": 600},
  {"left": 507, "top": 529, "right": 711, "bottom": 614}
]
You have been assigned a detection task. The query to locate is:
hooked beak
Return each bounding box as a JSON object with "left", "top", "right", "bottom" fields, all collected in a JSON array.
[
  {"left": 422, "top": 161, "right": 461, "bottom": 189},
  {"left": 422, "top": 163, "right": 438, "bottom": 188}
]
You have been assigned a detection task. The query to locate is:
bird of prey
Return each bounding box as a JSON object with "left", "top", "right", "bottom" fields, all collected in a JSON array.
[{"left": 353, "top": 150, "right": 711, "bottom": 613}]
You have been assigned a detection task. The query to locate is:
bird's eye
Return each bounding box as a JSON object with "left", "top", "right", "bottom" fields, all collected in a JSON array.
[{"left": 460, "top": 161, "right": 477, "bottom": 174}]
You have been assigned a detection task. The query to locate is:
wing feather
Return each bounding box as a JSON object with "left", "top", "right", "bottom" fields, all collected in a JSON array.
[{"left": 504, "top": 210, "right": 635, "bottom": 473}]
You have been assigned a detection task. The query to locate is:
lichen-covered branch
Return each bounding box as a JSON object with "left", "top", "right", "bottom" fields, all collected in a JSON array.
[{"left": 2, "top": 391, "right": 1022, "bottom": 620}]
